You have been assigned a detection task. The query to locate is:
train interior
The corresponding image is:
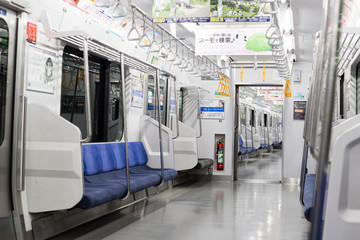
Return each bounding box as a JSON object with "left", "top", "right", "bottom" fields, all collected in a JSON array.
[{"left": 0, "top": 0, "right": 359, "bottom": 239}]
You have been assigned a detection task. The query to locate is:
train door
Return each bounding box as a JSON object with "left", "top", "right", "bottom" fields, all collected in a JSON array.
[{"left": 0, "top": 8, "right": 18, "bottom": 240}]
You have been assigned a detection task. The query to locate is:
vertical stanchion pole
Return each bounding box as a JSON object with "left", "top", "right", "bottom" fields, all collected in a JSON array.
[
  {"left": 155, "top": 70, "right": 165, "bottom": 185},
  {"left": 81, "top": 36, "right": 92, "bottom": 143},
  {"left": 173, "top": 77, "right": 180, "bottom": 139},
  {"left": 121, "top": 53, "right": 130, "bottom": 198},
  {"left": 245, "top": 107, "right": 248, "bottom": 153}
]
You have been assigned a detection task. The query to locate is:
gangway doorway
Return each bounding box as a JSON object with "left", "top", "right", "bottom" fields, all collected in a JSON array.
[{"left": 234, "top": 84, "right": 284, "bottom": 183}]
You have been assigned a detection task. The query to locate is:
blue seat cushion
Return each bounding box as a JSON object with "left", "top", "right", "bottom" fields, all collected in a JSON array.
[
  {"left": 239, "top": 146, "right": 256, "bottom": 155},
  {"left": 130, "top": 165, "right": 178, "bottom": 182},
  {"left": 82, "top": 142, "right": 149, "bottom": 176},
  {"left": 239, "top": 146, "right": 247, "bottom": 155},
  {"left": 239, "top": 136, "right": 244, "bottom": 146},
  {"left": 77, "top": 180, "right": 127, "bottom": 209},
  {"left": 260, "top": 144, "right": 270, "bottom": 149},
  {"left": 85, "top": 168, "right": 161, "bottom": 193},
  {"left": 304, "top": 174, "right": 316, "bottom": 222}
]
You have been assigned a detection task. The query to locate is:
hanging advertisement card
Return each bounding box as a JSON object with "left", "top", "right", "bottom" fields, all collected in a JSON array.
[
  {"left": 200, "top": 99, "right": 225, "bottom": 119},
  {"left": 342, "top": 0, "right": 360, "bottom": 27},
  {"left": 152, "top": 0, "right": 270, "bottom": 23},
  {"left": 63, "top": 0, "right": 95, "bottom": 14},
  {"left": 26, "top": 44, "right": 57, "bottom": 94},
  {"left": 170, "top": 79, "right": 176, "bottom": 113},
  {"left": 195, "top": 28, "right": 271, "bottom": 56},
  {"left": 131, "top": 79, "right": 144, "bottom": 108}
]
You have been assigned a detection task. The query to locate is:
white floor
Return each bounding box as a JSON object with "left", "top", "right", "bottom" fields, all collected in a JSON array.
[
  {"left": 238, "top": 150, "right": 282, "bottom": 181},
  {"left": 52, "top": 150, "right": 310, "bottom": 240}
]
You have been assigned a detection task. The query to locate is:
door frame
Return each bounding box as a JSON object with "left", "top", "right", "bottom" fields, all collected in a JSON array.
[
  {"left": 233, "top": 84, "right": 283, "bottom": 181},
  {"left": 10, "top": 9, "right": 29, "bottom": 240}
]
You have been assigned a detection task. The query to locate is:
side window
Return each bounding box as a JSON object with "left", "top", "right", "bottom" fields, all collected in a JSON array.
[
  {"left": 0, "top": 19, "right": 8, "bottom": 146},
  {"left": 250, "top": 109, "right": 255, "bottom": 127},
  {"left": 264, "top": 113, "right": 268, "bottom": 128},
  {"left": 258, "top": 112, "right": 262, "bottom": 127}
]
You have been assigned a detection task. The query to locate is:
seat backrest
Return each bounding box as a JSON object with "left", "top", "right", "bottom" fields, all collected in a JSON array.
[
  {"left": 82, "top": 142, "right": 148, "bottom": 176},
  {"left": 238, "top": 135, "right": 243, "bottom": 147}
]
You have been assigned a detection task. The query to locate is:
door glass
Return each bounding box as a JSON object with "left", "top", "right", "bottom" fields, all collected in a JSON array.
[
  {"left": 109, "top": 63, "right": 124, "bottom": 141},
  {"left": 356, "top": 64, "right": 360, "bottom": 114},
  {"left": 146, "top": 75, "right": 167, "bottom": 125},
  {"left": 0, "top": 19, "right": 8, "bottom": 146},
  {"left": 60, "top": 48, "right": 100, "bottom": 139}
]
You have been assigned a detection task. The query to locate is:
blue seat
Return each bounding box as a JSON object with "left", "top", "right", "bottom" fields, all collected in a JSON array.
[
  {"left": 304, "top": 174, "right": 316, "bottom": 222},
  {"left": 239, "top": 146, "right": 247, "bottom": 155},
  {"left": 260, "top": 144, "right": 269, "bottom": 149},
  {"left": 79, "top": 142, "right": 178, "bottom": 209},
  {"left": 238, "top": 136, "right": 256, "bottom": 155},
  {"left": 130, "top": 165, "right": 178, "bottom": 181},
  {"left": 77, "top": 180, "right": 127, "bottom": 209},
  {"left": 85, "top": 168, "right": 161, "bottom": 193}
]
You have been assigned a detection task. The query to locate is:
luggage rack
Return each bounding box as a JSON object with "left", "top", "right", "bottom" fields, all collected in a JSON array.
[
  {"left": 60, "top": 35, "right": 166, "bottom": 77},
  {"left": 337, "top": 28, "right": 360, "bottom": 76}
]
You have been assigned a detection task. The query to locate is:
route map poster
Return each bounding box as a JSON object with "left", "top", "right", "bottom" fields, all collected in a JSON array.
[
  {"left": 293, "top": 101, "right": 306, "bottom": 120},
  {"left": 200, "top": 99, "right": 225, "bottom": 119}
]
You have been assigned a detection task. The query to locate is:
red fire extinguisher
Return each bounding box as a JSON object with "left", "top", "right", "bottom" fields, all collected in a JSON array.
[{"left": 217, "top": 138, "right": 224, "bottom": 171}]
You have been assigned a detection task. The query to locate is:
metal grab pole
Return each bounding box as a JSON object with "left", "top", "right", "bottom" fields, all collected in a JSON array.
[
  {"left": 173, "top": 77, "right": 180, "bottom": 139},
  {"left": 245, "top": 107, "right": 248, "bottom": 153},
  {"left": 156, "top": 69, "right": 165, "bottom": 185},
  {"left": 81, "top": 36, "right": 92, "bottom": 143},
  {"left": 120, "top": 53, "right": 130, "bottom": 199},
  {"left": 70, "top": 68, "right": 79, "bottom": 123},
  {"left": 197, "top": 87, "right": 202, "bottom": 138},
  {"left": 267, "top": 121, "right": 270, "bottom": 147},
  {"left": 299, "top": 142, "right": 309, "bottom": 206},
  {"left": 251, "top": 111, "right": 254, "bottom": 151}
]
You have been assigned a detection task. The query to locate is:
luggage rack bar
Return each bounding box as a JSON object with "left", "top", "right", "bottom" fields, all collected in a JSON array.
[
  {"left": 337, "top": 29, "right": 360, "bottom": 76},
  {"left": 59, "top": 35, "right": 172, "bottom": 76}
]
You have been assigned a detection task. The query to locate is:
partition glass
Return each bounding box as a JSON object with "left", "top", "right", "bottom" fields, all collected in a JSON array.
[
  {"left": 0, "top": 20, "right": 7, "bottom": 146},
  {"left": 146, "top": 75, "right": 167, "bottom": 125}
]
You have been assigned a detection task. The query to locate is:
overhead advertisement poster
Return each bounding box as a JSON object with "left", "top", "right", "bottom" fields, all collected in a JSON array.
[
  {"left": 152, "top": 0, "right": 270, "bottom": 23},
  {"left": 131, "top": 79, "right": 144, "bottom": 108},
  {"left": 26, "top": 44, "right": 57, "bottom": 94},
  {"left": 200, "top": 99, "right": 225, "bottom": 120},
  {"left": 342, "top": 0, "right": 360, "bottom": 27},
  {"left": 63, "top": 0, "right": 95, "bottom": 14},
  {"left": 195, "top": 28, "right": 271, "bottom": 55}
]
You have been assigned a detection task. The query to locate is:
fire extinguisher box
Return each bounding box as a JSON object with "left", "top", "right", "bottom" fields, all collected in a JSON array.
[{"left": 214, "top": 134, "right": 225, "bottom": 171}]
